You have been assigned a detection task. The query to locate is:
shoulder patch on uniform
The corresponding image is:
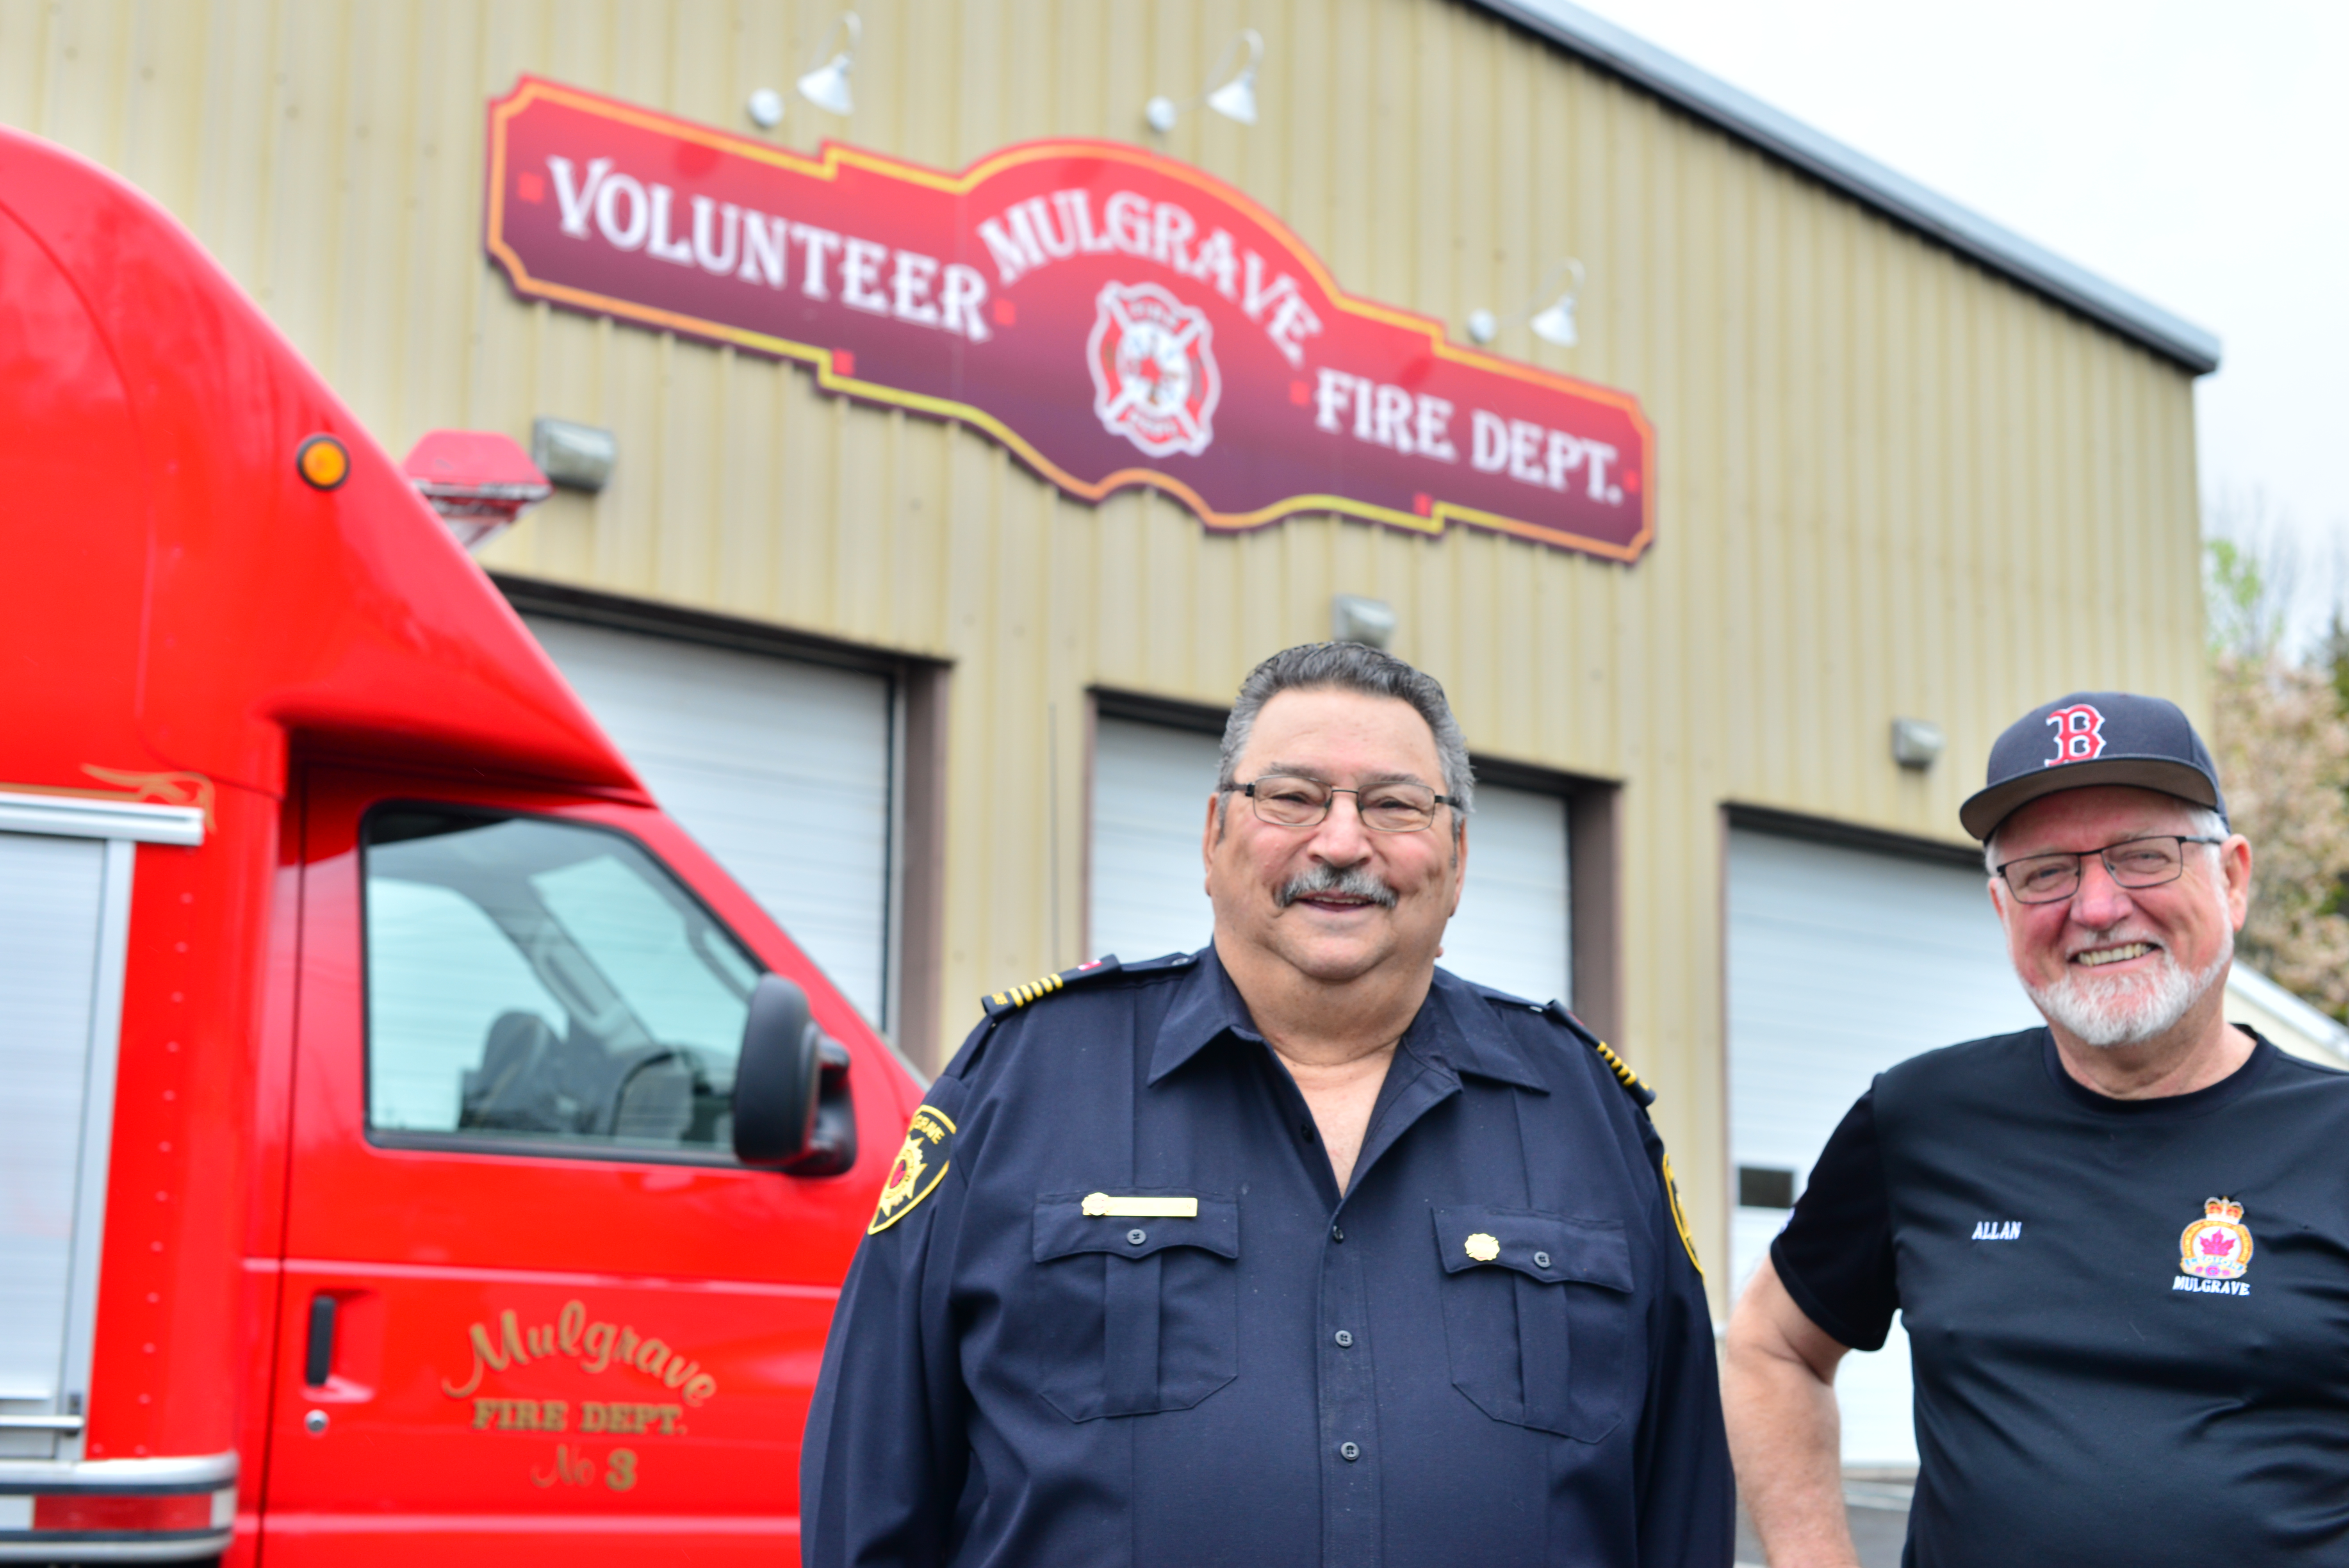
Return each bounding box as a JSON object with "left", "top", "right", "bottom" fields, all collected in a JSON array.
[
  {"left": 869, "top": 1103, "right": 957, "bottom": 1234},
  {"left": 978, "top": 951, "right": 1199, "bottom": 1018},
  {"left": 1661, "top": 1151, "right": 1703, "bottom": 1276},
  {"left": 1542, "top": 1000, "right": 1657, "bottom": 1108}
]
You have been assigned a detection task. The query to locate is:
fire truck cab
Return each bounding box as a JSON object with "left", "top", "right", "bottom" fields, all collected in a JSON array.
[{"left": 0, "top": 127, "right": 917, "bottom": 1564}]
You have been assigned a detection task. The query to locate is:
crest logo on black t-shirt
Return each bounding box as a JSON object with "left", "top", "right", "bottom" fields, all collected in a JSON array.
[{"left": 2178, "top": 1196, "right": 2253, "bottom": 1283}]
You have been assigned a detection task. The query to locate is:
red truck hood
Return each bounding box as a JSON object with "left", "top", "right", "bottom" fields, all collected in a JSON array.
[{"left": 0, "top": 125, "right": 640, "bottom": 807}]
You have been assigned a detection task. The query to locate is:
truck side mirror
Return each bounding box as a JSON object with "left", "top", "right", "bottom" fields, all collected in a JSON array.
[{"left": 733, "top": 973, "right": 857, "bottom": 1176}]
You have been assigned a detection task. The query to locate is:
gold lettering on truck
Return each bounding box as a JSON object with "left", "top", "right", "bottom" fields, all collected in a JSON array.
[
  {"left": 530, "top": 1443, "right": 639, "bottom": 1491},
  {"left": 472, "top": 1397, "right": 586, "bottom": 1432},
  {"left": 440, "top": 1298, "right": 718, "bottom": 1406},
  {"left": 579, "top": 1401, "right": 684, "bottom": 1435}
]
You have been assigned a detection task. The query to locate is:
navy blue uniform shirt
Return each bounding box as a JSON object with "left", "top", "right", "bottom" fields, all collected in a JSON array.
[{"left": 802, "top": 947, "right": 1732, "bottom": 1567}]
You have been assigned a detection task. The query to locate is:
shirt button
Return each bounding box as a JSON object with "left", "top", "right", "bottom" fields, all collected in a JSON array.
[
  {"left": 1339, "top": 1441, "right": 1361, "bottom": 1462},
  {"left": 1534, "top": 1251, "right": 1552, "bottom": 1269},
  {"left": 1334, "top": 1329, "right": 1354, "bottom": 1347},
  {"left": 1301, "top": 1121, "right": 1317, "bottom": 1143},
  {"left": 1331, "top": 1225, "right": 1345, "bottom": 1243},
  {"left": 1126, "top": 1228, "right": 1148, "bottom": 1246}
]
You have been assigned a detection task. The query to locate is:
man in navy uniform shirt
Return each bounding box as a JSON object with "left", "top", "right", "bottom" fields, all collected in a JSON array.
[
  {"left": 804, "top": 642, "right": 1731, "bottom": 1567},
  {"left": 1727, "top": 691, "right": 2349, "bottom": 1566}
]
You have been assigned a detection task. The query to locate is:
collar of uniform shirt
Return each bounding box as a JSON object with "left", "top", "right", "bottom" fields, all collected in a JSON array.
[{"left": 1146, "top": 943, "right": 1553, "bottom": 1094}]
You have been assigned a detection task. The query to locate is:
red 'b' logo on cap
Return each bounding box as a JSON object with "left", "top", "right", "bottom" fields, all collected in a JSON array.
[{"left": 2044, "top": 704, "right": 2107, "bottom": 766}]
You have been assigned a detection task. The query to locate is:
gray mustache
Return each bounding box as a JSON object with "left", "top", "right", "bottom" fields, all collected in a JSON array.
[{"left": 1277, "top": 863, "right": 1399, "bottom": 909}]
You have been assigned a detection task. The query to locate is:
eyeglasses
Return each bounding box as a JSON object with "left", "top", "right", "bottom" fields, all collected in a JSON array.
[
  {"left": 1994, "top": 834, "right": 2226, "bottom": 905},
  {"left": 1231, "top": 775, "right": 1461, "bottom": 833}
]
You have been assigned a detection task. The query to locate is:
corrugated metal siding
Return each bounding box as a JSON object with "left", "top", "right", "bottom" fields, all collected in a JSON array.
[{"left": 3, "top": 0, "right": 2206, "bottom": 1296}]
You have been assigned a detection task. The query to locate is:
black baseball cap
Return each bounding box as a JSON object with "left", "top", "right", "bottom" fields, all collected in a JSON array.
[{"left": 1959, "top": 691, "right": 2228, "bottom": 841}]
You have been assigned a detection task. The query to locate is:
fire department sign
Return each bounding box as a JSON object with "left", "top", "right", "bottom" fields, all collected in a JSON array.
[{"left": 484, "top": 77, "right": 1656, "bottom": 561}]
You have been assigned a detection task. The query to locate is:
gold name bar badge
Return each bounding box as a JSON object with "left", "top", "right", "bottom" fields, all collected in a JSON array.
[{"left": 1081, "top": 1192, "right": 1199, "bottom": 1218}]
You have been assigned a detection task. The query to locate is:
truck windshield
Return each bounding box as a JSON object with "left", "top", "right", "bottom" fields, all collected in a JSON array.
[{"left": 363, "top": 807, "right": 761, "bottom": 1157}]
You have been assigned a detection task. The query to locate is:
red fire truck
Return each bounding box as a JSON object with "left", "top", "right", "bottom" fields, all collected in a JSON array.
[{"left": 0, "top": 126, "right": 919, "bottom": 1564}]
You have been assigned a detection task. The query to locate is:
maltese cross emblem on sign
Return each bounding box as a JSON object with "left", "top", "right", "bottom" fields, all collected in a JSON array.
[{"left": 1087, "top": 281, "right": 1221, "bottom": 458}]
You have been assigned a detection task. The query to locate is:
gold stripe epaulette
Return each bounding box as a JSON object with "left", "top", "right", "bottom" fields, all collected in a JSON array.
[
  {"left": 1591, "top": 1038, "right": 1647, "bottom": 1097},
  {"left": 1544, "top": 999, "right": 1659, "bottom": 1108},
  {"left": 986, "top": 969, "right": 1068, "bottom": 1014},
  {"left": 978, "top": 953, "right": 1189, "bottom": 1020}
]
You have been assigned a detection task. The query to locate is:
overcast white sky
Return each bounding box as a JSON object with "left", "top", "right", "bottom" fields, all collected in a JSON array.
[{"left": 1571, "top": 0, "right": 2348, "bottom": 646}]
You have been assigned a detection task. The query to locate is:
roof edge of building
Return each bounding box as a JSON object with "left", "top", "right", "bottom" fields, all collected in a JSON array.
[{"left": 1470, "top": 0, "right": 2222, "bottom": 375}]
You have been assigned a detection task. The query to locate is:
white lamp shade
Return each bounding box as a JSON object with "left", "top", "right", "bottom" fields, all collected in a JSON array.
[
  {"left": 798, "top": 56, "right": 854, "bottom": 116},
  {"left": 1204, "top": 69, "right": 1257, "bottom": 125},
  {"left": 1529, "top": 294, "right": 1579, "bottom": 347}
]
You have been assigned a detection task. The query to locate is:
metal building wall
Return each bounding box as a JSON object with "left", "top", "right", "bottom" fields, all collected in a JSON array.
[{"left": 2, "top": 0, "right": 2206, "bottom": 1297}]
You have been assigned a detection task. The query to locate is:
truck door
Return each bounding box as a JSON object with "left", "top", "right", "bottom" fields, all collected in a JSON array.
[{"left": 262, "top": 769, "right": 880, "bottom": 1567}]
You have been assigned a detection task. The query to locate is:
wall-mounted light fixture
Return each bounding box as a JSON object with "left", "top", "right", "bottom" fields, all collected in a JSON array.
[
  {"left": 1332, "top": 593, "right": 1397, "bottom": 650},
  {"left": 798, "top": 12, "right": 860, "bottom": 117},
  {"left": 531, "top": 417, "right": 617, "bottom": 494},
  {"left": 1891, "top": 717, "right": 1946, "bottom": 770},
  {"left": 1145, "top": 29, "right": 1263, "bottom": 134},
  {"left": 1467, "top": 258, "right": 1586, "bottom": 349},
  {"left": 746, "top": 12, "right": 860, "bottom": 127}
]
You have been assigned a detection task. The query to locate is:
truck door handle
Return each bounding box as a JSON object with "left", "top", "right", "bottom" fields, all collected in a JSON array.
[{"left": 304, "top": 1294, "right": 338, "bottom": 1387}]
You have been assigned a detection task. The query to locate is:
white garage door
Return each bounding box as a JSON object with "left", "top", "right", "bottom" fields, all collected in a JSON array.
[
  {"left": 1087, "top": 717, "right": 1570, "bottom": 1004},
  {"left": 1726, "top": 827, "right": 2039, "bottom": 1466},
  {"left": 1089, "top": 718, "right": 1221, "bottom": 964},
  {"left": 524, "top": 617, "right": 895, "bottom": 1029},
  {"left": 1444, "top": 785, "right": 1571, "bottom": 1007}
]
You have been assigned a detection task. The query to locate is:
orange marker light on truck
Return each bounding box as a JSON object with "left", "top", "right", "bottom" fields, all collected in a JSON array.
[{"left": 296, "top": 433, "right": 350, "bottom": 489}]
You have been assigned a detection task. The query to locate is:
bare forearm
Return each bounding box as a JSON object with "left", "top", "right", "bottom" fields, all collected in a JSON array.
[{"left": 1723, "top": 1300, "right": 1859, "bottom": 1568}]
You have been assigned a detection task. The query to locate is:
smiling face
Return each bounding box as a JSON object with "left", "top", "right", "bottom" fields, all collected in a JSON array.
[
  {"left": 1203, "top": 687, "right": 1466, "bottom": 989},
  {"left": 1989, "top": 785, "right": 2251, "bottom": 1048}
]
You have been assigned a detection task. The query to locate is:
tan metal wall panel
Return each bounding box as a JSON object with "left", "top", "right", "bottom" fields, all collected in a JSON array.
[{"left": 3, "top": 0, "right": 2206, "bottom": 1300}]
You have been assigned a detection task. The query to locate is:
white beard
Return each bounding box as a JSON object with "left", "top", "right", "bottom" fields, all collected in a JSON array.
[{"left": 2024, "top": 928, "right": 2232, "bottom": 1048}]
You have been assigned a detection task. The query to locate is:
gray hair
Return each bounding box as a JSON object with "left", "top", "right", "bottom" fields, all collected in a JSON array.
[
  {"left": 1984, "top": 803, "right": 2228, "bottom": 875},
  {"left": 1218, "top": 642, "right": 1475, "bottom": 821}
]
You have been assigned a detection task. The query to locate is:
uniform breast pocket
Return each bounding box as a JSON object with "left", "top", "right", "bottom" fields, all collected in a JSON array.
[
  {"left": 1433, "top": 1205, "right": 1636, "bottom": 1442},
  {"left": 1027, "top": 1192, "right": 1241, "bottom": 1421}
]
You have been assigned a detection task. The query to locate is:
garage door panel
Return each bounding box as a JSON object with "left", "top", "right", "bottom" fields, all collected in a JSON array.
[
  {"left": 1729, "top": 834, "right": 2032, "bottom": 1176},
  {"left": 524, "top": 617, "right": 893, "bottom": 1027},
  {"left": 1726, "top": 827, "right": 2039, "bottom": 1467},
  {"left": 1444, "top": 784, "right": 1571, "bottom": 1007},
  {"left": 1088, "top": 719, "right": 1220, "bottom": 964}
]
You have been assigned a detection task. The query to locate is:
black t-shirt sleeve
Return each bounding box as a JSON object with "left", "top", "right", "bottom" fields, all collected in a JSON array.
[{"left": 1769, "top": 1085, "right": 1898, "bottom": 1352}]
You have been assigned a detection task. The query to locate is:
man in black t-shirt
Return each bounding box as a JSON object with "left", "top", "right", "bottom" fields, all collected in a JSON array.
[{"left": 1723, "top": 691, "right": 2349, "bottom": 1567}]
